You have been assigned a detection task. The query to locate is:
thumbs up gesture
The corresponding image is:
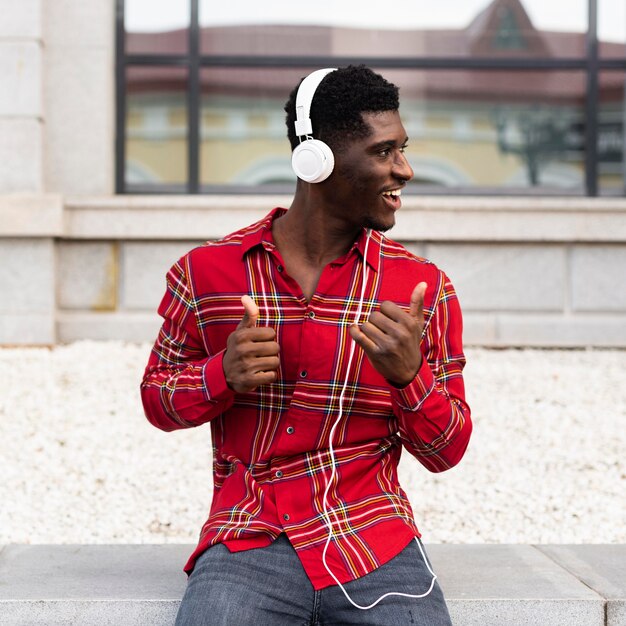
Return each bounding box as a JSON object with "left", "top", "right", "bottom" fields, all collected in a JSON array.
[
  {"left": 349, "top": 282, "right": 427, "bottom": 388},
  {"left": 222, "top": 295, "right": 280, "bottom": 393}
]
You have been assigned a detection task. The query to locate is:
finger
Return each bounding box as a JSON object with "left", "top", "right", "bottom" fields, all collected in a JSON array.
[
  {"left": 242, "top": 341, "right": 280, "bottom": 358},
  {"left": 249, "top": 356, "right": 281, "bottom": 373},
  {"left": 371, "top": 305, "right": 407, "bottom": 331},
  {"left": 358, "top": 318, "right": 391, "bottom": 346},
  {"left": 409, "top": 282, "right": 427, "bottom": 320},
  {"left": 239, "top": 294, "right": 259, "bottom": 329},
  {"left": 349, "top": 323, "right": 379, "bottom": 354},
  {"left": 248, "top": 370, "right": 279, "bottom": 387},
  {"left": 241, "top": 328, "right": 277, "bottom": 344}
]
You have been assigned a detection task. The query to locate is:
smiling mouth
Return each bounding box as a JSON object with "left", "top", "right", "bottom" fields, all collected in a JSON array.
[{"left": 381, "top": 188, "right": 402, "bottom": 208}]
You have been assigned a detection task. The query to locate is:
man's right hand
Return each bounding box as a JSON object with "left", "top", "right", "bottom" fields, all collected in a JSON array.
[{"left": 222, "top": 295, "right": 280, "bottom": 393}]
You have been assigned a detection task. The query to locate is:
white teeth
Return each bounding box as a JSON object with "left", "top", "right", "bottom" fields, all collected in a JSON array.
[{"left": 382, "top": 189, "right": 401, "bottom": 197}]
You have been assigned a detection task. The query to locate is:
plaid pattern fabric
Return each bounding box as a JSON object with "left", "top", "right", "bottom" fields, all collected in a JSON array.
[{"left": 141, "top": 208, "right": 472, "bottom": 590}]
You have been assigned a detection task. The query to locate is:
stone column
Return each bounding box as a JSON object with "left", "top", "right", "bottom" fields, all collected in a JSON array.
[
  {"left": 0, "top": 1, "right": 57, "bottom": 344},
  {"left": 0, "top": 0, "right": 43, "bottom": 192},
  {"left": 43, "top": 0, "right": 115, "bottom": 195}
]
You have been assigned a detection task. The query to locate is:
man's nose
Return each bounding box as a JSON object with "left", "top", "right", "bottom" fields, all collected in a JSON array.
[{"left": 393, "top": 150, "right": 414, "bottom": 181}]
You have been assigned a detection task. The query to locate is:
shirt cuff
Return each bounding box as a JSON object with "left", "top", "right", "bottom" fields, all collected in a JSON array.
[
  {"left": 391, "top": 354, "right": 435, "bottom": 411},
  {"left": 202, "top": 350, "right": 235, "bottom": 401}
]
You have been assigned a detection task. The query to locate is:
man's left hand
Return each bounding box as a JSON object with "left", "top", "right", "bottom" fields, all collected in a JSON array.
[{"left": 349, "top": 282, "right": 427, "bottom": 387}]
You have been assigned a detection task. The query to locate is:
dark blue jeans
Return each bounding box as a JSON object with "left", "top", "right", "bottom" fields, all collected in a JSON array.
[{"left": 175, "top": 534, "right": 452, "bottom": 625}]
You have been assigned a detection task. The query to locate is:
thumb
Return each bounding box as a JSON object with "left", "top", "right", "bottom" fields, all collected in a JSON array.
[
  {"left": 238, "top": 295, "right": 259, "bottom": 328},
  {"left": 409, "top": 282, "right": 427, "bottom": 320}
]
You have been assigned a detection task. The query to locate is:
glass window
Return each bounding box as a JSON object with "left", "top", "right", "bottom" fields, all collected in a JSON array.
[
  {"left": 599, "top": 71, "right": 625, "bottom": 196},
  {"left": 199, "top": 0, "right": 586, "bottom": 59},
  {"left": 385, "top": 69, "right": 586, "bottom": 192},
  {"left": 125, "top": 0, "right": 190, "bottom": 55},
  {"left": 522, "top": 0, "right": 587, "bottom": 35},
  {"left": 199, "top": 67, "right": 303, "bottom": 189},
  {"left": 195, "top": 66, "right": 587, "bottom": 192},
  {"left": 125, "top": 66, "right": 188, "bottom": 191},
  {"left": 199, "top": 0, "right": 494, "bottom": 30},
  {"left": 599, "top": 0, "right": 626, "bottom": 58},
  {"left": 117, "top": 0, "right": 625, "bottom": 196}
]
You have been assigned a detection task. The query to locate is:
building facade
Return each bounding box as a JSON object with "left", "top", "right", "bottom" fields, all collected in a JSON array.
[{"left": 1, "top": 0, "right": 625, "bottom": 346}]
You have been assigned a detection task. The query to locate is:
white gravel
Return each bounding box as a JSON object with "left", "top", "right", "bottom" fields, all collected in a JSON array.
[{"left": 0, "top": 342, "right": 624, "bottom": 546}]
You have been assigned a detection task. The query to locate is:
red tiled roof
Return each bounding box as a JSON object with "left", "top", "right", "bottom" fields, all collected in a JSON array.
[{"left": 125, "top": 0, "right": 625, "bottom": 102}]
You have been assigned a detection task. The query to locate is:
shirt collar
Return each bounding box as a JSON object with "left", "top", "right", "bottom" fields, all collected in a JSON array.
[
  {"left": 239, "top": 207, "right": 285, "bottom": 257},
  {"left": 239, "top": 207, "right": 381, "bottom": 273},
  {"left": 331, "top": 227, "right": 381, "bottom": 273}
]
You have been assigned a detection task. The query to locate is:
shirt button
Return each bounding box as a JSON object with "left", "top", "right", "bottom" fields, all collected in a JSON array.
[
  {"left": 307, "top": 311, "right": 315, "bottom": 319},
  {"left": 275, "top": 470, "right": 283, "bottom": 478},
  {"left": 286, "top": 426, "right": 295, "bottom": 434},
  {"left": 299, "top": 370, "right": 307, "bottom": 378},
  {"left": 283, "top": 513, "right": 290, "bottom": 521}
]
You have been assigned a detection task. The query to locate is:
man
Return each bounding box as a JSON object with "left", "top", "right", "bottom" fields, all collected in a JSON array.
[{"left": 141, "top": 65, "right": 472, "bottom": 625}]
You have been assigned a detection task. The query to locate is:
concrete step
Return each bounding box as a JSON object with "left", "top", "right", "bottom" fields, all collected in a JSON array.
[{"left": 0, "top": 544, "right": 623, "bottom": 625}]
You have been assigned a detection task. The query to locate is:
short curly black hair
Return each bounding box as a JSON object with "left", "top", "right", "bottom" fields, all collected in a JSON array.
[{"left": 284, "top": 65, "right": 399, "bottom": 153}]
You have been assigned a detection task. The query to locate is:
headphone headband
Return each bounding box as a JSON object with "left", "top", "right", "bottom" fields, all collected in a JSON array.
[
  {"left": 291, "top": 68, "right": 337, "bottom": 183},
  {"left": 294, "top": 68, "right": 337, "bottom": 138}
]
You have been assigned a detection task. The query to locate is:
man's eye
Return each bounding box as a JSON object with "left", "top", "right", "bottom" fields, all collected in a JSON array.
[{"left": 379, "top": 145, "right": 408, "bottom": 157}]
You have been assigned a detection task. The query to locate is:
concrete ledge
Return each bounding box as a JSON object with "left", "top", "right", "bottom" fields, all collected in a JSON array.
[
  {"left": 0, "top": 193, "right": 63, "bottom": 236},
  {"left": 0, "top": 545, "right": 187, "bottom": 625},
  {"left": 537, "top": 545, "right": 626, "bottom": 626},
  {"left": 62, "top": 195, "right": 626, "bottom": 242},
  {"left": 428, "top": 545, "right": 608, "bottom": 626},
  {"left": 0, "top": 544, "right": 623, "bottom": 625}
]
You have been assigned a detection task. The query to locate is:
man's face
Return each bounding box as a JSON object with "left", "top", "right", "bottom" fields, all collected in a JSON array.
[{"left": 323, "top": 110, "right": 414, "bottom": 233}]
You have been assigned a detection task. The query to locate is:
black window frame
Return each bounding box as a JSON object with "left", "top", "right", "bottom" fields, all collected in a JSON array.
[{"left": 115, "top": 0, "right": 625, "bottom": 196}]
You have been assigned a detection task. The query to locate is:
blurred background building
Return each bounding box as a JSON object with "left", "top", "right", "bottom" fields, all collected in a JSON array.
[{"left": 1, "top": 0, "right": 625, "bottom": 346}]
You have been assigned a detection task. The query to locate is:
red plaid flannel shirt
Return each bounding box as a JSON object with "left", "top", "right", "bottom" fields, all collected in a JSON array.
[{"left": 141, "top": 208, "right": 472, "bottom": 590}]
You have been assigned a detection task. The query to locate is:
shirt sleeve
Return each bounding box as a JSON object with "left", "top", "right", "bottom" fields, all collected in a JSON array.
[
  {"left": 390, "top": 270, "right": 473, "bottom": 472},
  {"left": 140, "top": 255, "right": 235, "bottom": 431}
]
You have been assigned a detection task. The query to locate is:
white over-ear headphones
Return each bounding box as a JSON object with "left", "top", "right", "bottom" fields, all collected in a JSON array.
[{"left": 291, "top": 68, "right": 337, "bottom": 183}]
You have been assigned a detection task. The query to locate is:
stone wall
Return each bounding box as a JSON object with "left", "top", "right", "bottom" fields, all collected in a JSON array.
[
  {"left": 2, "top": 194, "right": 624, "bottom": 347},
  {"left": 0, "top": 0, "right": 43, "bottom": 193},
  {"left": 1, "top": 0, "right": 114, "bottom": 196}
]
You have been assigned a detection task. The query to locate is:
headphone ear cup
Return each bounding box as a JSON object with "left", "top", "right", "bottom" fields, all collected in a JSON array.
[{"left": 291, "top": 139, "right": 334, "bottom": 183}]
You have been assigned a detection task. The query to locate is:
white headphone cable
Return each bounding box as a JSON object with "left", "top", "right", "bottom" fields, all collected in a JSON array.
[{"left": 320, "top": 229, "right": 437, "bottom": 610}]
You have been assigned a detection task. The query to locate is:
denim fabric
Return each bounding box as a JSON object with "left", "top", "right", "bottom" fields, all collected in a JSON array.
[{"left": 175, "top": 534, "right": 452, "bottom": 626}]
